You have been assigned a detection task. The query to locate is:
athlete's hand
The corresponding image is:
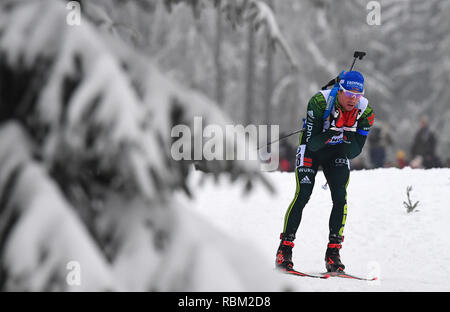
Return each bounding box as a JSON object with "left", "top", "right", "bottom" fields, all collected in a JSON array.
[
  {"left": 335, "top": 105, "right": 345, "bottom": 128},
  {"left": 343, "top": 108, "right": 359, "bottom": 131},
  {"left": 329, "top": 105, "right": 345, "bottom": 132},
  {"left": 326, "top": 106, "right": 345, "bottom": 144}
]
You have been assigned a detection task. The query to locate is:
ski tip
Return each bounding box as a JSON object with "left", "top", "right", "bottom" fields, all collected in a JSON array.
[{"left": 326, "top": 271, "right": 378, "bottom": 281}]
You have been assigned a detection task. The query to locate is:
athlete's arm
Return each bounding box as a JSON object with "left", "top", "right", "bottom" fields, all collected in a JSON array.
[{"left": 343, "top": 108, "right": 375, "bottom": 159}]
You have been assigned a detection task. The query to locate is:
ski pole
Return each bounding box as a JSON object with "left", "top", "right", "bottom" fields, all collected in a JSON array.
[{"left": 257, "top": 129, "right": 303, "bottom": 150}]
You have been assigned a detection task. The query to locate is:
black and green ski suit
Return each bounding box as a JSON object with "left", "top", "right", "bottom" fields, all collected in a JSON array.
[{"left": 282, "top": 90, "right": 375, "bottom": 238}]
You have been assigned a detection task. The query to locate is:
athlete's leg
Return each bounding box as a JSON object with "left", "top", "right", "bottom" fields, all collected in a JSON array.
[
  {"left": 282, "top": 145, "right": 319, "bottom": 235},
  {"left": 276, "top": 145, "right": 319, "bottom": 269},
  {"left": 322, "top": 154, "right": 350, "bottom": 237},
  {"left": 322, "top": 153, "right": 350, "bottom": 272}
]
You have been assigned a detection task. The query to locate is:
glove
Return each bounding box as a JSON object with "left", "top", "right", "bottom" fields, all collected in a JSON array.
[
  {"left": 341, "top": 109, "right": 359, "bottom": 143},
  {"left": 329, "top": 105, "right": 345, "bottom": 131},
  {"left": 325, "top": 105, "right": 345, "bottom": 145},
  {"left": 343, "top": 108, "right": 359, "bottom": 132}
]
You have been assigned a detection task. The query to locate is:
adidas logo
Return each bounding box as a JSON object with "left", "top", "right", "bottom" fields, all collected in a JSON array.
[{"left": 300, "top": 176, "right": 312, "bottom": 184}]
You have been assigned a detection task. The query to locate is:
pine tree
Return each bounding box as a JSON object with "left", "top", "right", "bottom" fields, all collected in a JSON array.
[{"left": 0, "top": 0, "right": 286, "bottom": 291}]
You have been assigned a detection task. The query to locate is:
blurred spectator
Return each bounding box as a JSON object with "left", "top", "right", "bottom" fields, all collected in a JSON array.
[
  {"left": 410, "top": 155, "right": 423, "bottom": 169},
  {"left": 396, "top": 150, "right": 407, "bottom": 168},
  {"left": 279, "top": 157, "right": 292, "bottom": 171},
  {"left": 368, "top": 125, "right": 392, "bottom": 168},
  {"left": 351, "top": 157, "right": 367, "bottom": 170},
  {"left": 278, "top": 136, "right": 296, "bottom": 172},
  {"left": 410, "top": 116, "right": 442, "bottom": 168}
]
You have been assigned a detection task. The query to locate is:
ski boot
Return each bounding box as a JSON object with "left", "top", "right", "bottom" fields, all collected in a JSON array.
[
  {"left": 325, "top": 234, "right": 345, "bottom": 272},
  {"left": 275, "top": 233, "right": 295, "bottom": 271}
]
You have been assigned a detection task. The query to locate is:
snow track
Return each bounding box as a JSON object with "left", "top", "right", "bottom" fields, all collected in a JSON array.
[{"left": 181, "top": 167, "right": 450, "bottom": 291}]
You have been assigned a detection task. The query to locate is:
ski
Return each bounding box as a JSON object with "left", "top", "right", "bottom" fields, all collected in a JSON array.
[
  {"left": 280, "top": 269, "right": 330, "bottom": 279},
  {"left": 320, "top": 271, "right": 378, "bottom": 281},
  {"left": 277, "top": 268, "right": 377, "bottom": 281}
]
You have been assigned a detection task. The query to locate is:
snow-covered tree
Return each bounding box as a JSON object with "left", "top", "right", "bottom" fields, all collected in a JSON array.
[{"left": 0, "top": 0, "right": 287, "bottom": 291}]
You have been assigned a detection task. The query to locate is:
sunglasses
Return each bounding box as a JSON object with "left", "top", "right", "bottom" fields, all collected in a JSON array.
[{"left": 339, "top": 85, "right": 364, "bottom": 99}]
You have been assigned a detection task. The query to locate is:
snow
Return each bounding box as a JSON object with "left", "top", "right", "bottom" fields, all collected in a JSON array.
[
  {"left": 178, "top": 167, "right": 450, "bottom": 291},
  {"left": 0, "top": 122, "right": 118, "bottom": 291}
]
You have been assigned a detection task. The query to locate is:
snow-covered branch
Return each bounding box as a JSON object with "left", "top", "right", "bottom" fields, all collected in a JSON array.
[
  {"left": 160, "top": 0, "right": 298, "bottom": 68},
  {"left": 0, "top": 122, "right": 118, "bottom": 291}
]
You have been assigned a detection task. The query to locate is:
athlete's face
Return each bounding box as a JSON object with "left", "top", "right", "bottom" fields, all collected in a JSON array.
[{"left": 338, "top": 90, "right": 360, "bottom": 111}]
